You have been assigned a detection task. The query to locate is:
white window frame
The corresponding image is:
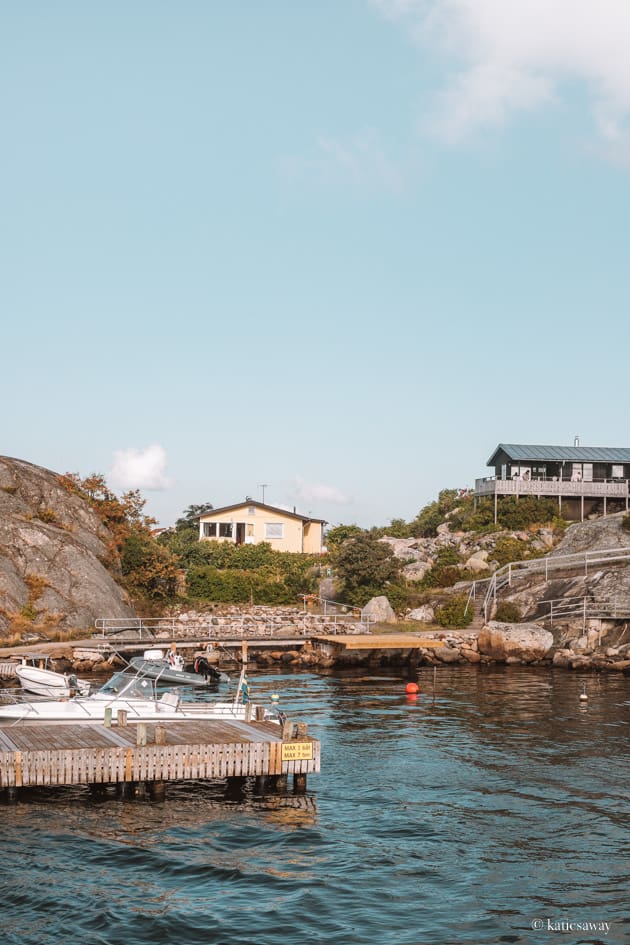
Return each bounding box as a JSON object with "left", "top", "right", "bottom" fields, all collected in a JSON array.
[{"left": 264, "top": 522, "right": 284, "bottom": 540}]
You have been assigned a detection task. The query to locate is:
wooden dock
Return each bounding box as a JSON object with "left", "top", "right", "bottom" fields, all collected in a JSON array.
[
  {"left": 0, "top": 717, "right": 320, "bottom": 801},
  {"left": 314, "top": 633, "right": 445, "bottom": 651}
]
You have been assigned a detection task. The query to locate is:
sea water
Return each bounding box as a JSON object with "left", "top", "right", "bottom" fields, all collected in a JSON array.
[{"left": 1, "top": 665, "right": 628, "bottom": 945}]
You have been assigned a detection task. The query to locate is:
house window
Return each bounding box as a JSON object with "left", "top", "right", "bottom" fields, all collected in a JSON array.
[
  {"left": 248, "top": 506, "right": 256, "bottom": 515},
  {"left": 219, "top": 523, "right": 233, "bottom": 538},
  {"left": 612, "top": 464, "right": 624, "bottom": 479},
  {"left": 265, "top": 522, "right": 284, "bottom": 540},
  {"left": 202, "top": 523, "right": 216, "bottom": 538}
]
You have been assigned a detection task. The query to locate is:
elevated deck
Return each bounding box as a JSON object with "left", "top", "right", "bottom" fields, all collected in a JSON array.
[{"left": 475, "top": 477, "right": 628, "bottom": 499}]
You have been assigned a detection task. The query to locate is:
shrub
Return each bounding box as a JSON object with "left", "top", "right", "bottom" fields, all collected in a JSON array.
[
  {"left": 494, "top": 601, "right": 522, "bottom": 623},
  {"left": 419, "top": 546, "right": 463, "bottom": 588},
  {"left": 36, "top": 506, "right": 58, "bottom": 524},
  {"left": 331, "top": 533, "right": 402, "bottom": 604},
  {"left": 187, "top": 567, "right": 305, "bottom": 605},
  {"left": 491, "top": 536, "right": 533, "bottom": 568},
  {"left": 409, "top": 489, "right": 460, "bottom": 538},
  {"left": 434, "top": 594, "right": 473, "bottom": 628}
]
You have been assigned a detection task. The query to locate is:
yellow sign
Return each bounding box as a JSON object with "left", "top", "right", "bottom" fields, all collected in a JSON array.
[{"left": 281, "top": 742, "right": 313, "bottom": 762}]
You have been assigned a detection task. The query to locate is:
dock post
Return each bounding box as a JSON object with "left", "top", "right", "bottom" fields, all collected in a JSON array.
[
  {"left": 271, "top": 774, "right": 288, "bottom": 794},
  {"left": 293, "top": 773, "right": 307, "bottom": 795},
  {"left": 254, "top": 775, "right": 268, "bottom": 795},
  {"left": 225, "top": 776, "right": 246, "bottom": 800},
  {"left": 104, "top": 707, "right": 112, "bottom": 728},
  {"left": 155, "top": 725, "right": 166, "bottom": 745},
  {"left": 5, "top": 786, "right": 18, "bottom": 803},
  {"left": 117, "top": 709, "right": 128, "bottom": 727},
  {"left": 136, "top": 724, "right": 147, "bottom": 747},
  {"left": 88, "top": 783, "right": 108, "bottom": 798},
  {"left": 148, "top": 780, "right": 166, "bottom": 801},
  {"left": 116, "top": 781, "right": 134, "bottom": 800}
]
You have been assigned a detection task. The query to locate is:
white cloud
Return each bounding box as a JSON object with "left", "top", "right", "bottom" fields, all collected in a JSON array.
[
  {"left": 281, "top": 128, "right": 407, "bottom": 192},
  {"left": 371, "top": 0, "right": 630, "bottom": 153},
  {"left": 109, "top": 444, "right": 174, "bottom": 491},
  {"left": 289, "top": 476, "right": 351, "bottom": 508}
]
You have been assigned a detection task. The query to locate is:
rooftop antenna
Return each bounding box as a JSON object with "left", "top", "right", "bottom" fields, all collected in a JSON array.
[
  {"left": 258, "top": 483, "right": 269, "bottom": 504},
  {"left": 574, "top": 435, "right": 580, "bottom": 447}
]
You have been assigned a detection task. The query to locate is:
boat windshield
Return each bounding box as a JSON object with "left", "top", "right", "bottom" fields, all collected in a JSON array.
[{"left": 97, "top": 671, "right": 156, "bottom": 700}]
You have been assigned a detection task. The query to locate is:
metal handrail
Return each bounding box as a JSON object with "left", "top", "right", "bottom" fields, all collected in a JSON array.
[
  {"left": 542, "top": 595, "right": 630, "bottom": 629},
  {"left": 480, "top": 545, "right": 630, "bottom": 621},
  {"left": 95, "top": 610, "right": 374, "bottom": 639}
]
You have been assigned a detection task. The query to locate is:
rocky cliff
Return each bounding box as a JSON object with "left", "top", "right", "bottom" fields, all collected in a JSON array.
[{"left": 0, "top": 456, "right": 134, "bottom": 638}]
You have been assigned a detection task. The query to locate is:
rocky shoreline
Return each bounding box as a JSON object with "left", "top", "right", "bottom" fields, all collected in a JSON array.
[{"left": 8, "top": 617, "right": 630, "bottom": 678}]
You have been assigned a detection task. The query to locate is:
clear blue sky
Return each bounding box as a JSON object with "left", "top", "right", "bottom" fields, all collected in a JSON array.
[{"left": 2, "top": 1, "right": 630, "bottom": 528}]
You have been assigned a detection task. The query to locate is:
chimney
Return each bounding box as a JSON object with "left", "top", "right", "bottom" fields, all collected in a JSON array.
[{"left": 574, "top": 435, "right": 580, "bottom": 447}]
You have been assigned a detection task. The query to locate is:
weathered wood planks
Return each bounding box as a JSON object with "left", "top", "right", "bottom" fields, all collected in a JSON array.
[{"left": 0, "top": 719, "right": 320, "bottom": 790}]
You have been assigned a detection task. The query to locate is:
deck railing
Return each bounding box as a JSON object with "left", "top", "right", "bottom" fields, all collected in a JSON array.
[{"left": 475, "top": 477, "right": 628, "bottom": 498}]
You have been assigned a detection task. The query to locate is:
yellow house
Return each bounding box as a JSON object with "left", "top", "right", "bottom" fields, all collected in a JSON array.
[{"left": 198, "top": 500, "right": 326, "bottom": 554}]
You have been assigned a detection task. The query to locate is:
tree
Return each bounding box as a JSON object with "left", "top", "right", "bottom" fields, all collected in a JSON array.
[
  {"left": 59, "top": 471, "right": 179, "bottom": 604},
  {"left": 175, "top": 503, "right": 214, "bottom": 532},
  {"left": 331, "top": 533, "right": 402, "bottom": 606},
  {"left": 325, "top": 523, "right": 365, "bottom": 548}
]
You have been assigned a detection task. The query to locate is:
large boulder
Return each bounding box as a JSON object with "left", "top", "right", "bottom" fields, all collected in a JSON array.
[
  {"left": 464, "top": 555, "right": 490, "bottom": 573},
  {"left": 402, "top": 563, "right": 430, "bottom": 582},
  {"left": 361, "top": 596, "right": 397, "bottom": 624},
  {"left": 407, "top": 604, "right": 435, "bottom": 623},
  {"left": 0, "top": 456, "right": 135, "bottom": 636},
  {"left": 477, "top": 621, "right": 554, "bottom": 663}
]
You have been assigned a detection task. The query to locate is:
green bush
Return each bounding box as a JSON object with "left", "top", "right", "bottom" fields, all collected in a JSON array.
[
  {"left": 419, "top": 546, "right": 463, "bottom": 588},
  {"left": 434, "top": 594, "right": 473, "bottom": 628},
  {"left": 491, "top": 536, "right": 534, "bottom": 568},
  {"left": 187, "top": 565, "right": 315, "bottom": 605},
  {"left": 494, "top": 601, "right": 522, "bottom": 623},
  {"left": 409, "top": 489, "right": 460, "bottom": 538},
  {"left": 495, "top": 496, "right": 562, "bottom": 531}
]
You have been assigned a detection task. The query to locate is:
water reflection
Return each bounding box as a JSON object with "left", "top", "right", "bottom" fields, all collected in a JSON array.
[{"left": 1, "top": 665, "right": 629, "bottom": 945}]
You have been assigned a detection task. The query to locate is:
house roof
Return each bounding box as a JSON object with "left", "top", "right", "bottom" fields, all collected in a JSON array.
[
  {"left": 488, "top": 443, "right": 630, "bottom": 466},
  {"left": 198, "top": 499, "right": 326, "bottom": 525}
]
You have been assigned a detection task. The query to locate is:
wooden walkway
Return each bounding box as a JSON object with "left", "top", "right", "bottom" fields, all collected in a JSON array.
[
  {"left": 314, "top": 633, "right": 445, "bottom": 651},
  {"left": 0, "top": 717, "right": 319, "bottom": 800}
]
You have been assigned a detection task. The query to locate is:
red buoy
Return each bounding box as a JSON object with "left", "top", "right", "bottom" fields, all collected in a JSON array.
[{"left": 405, "top": 682, "right": 419, "bottom": 694}]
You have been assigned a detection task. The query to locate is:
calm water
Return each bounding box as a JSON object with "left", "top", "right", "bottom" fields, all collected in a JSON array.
[{"left": 2, "top": 666, "right": 629, "bottom": 945}]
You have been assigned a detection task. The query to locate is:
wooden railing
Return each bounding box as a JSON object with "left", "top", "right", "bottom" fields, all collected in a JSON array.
[{"left": 475, "top": 477, "right": 628, "bottom": 498}]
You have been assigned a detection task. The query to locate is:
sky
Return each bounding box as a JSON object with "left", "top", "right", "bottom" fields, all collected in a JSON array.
[{"left": 2, "top": 0, "right": 630, "bottom": 529}]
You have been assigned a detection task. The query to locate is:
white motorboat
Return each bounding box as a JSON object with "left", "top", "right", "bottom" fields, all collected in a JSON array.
[
  {"left": 15, "top": 656, "right": 91, "bottom": 699},
  {"left": 0, "top": 667, "right": 279, "bottom": 725},
  {"left": 126, "top": 648, "right": 229, "bottom": 687}
]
